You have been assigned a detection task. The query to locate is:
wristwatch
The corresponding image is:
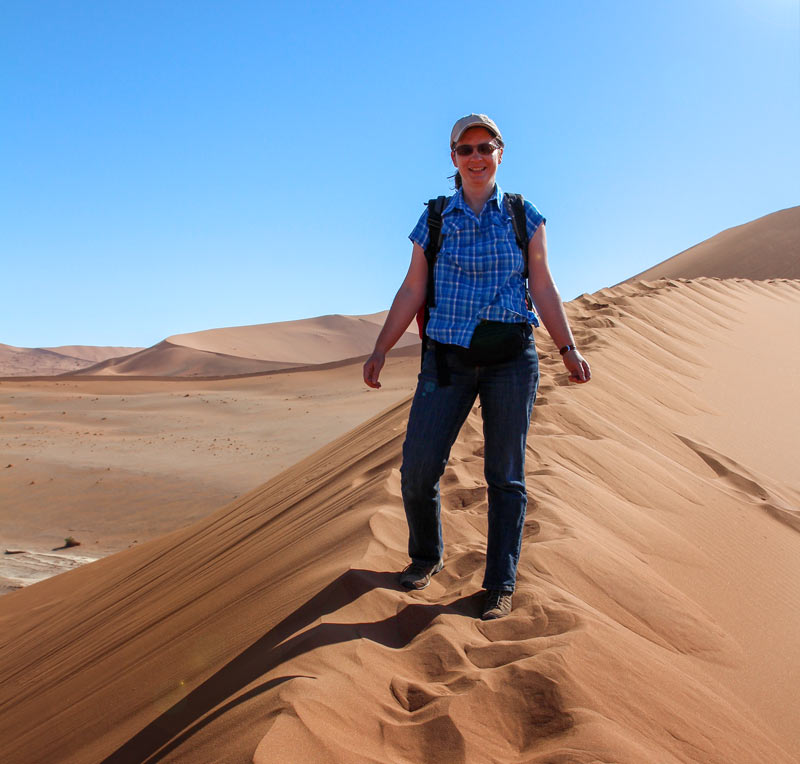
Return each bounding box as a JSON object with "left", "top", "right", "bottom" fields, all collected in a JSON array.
[{"left": 559, "top": 345, "right": 576, "bottom": 355}]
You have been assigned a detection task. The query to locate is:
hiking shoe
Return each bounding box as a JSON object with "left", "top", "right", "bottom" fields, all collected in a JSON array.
[
  {"left": 399, "top": 559, "right": 443, "bottom": 590},
  {"left": 481, "top": 589, "right": 513, "bottom": 620}
]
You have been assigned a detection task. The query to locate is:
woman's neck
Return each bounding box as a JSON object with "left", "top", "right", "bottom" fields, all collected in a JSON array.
[{"left": 461, "top": 183, "right": 495, "bottom": 217}]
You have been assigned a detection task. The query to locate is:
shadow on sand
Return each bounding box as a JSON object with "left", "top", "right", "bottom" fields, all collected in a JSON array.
[{"left": 102, "top": 567, "right": 482, "bottom": 763}]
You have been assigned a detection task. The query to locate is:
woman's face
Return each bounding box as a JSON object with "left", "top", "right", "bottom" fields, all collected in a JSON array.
[{"left": 451, "top": 126, "right": 503, "bottom": 191}]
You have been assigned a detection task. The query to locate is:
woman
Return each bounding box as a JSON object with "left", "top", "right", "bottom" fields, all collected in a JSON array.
[{"left": 363, "top": 114, "right": 590, "bottom": 620}]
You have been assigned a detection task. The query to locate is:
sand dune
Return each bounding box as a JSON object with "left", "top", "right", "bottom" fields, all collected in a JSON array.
[
  {"left": 72, "top": 340, "right": 301, "bottom": 377},
  {"left": 0, "top": 344, "right": 142, "bottom": 377},
  {"left": 41, "top": 346, "right": 146, "bottom": 364},
  {"left": 1, "top": 276, "right": 798, "bottom": 763},
  {"left": 166, "top": 311, "right": 415, "bottom": 364},
  {"left": 71, "top": 312, "right": 420, "bottom": 378},
  {"left": 626, "top": 205, "right": 800, "bottom": 281}
]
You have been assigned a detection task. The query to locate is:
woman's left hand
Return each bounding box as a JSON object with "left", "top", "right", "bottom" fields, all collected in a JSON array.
[{"left": 563, "top": 349, "right": 591, "bottom": 383}]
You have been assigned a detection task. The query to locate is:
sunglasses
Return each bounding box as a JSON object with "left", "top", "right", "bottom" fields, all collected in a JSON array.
[{"left": 453, "top": 142, "right": 498, "bottom": 156}]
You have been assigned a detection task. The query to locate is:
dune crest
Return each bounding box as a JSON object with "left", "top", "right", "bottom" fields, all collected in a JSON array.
[
  {"left": 1, "top": 276, "right": 798, "bottom": 763},
  {"left": 71, "top": 312, "right": 420, "bottom": 378},
  {"left": 626, "top": 206, "right": 800, "bottom": 282},
  {"left": 72, "top": 339, "right": 301, "bottom": 377},
  {"left": 165, "top": 311, "right": 415, "bottom": 364}
]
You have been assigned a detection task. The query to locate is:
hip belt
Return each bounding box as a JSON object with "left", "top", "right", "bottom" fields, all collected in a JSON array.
[{"left": 433, "top": 321, "right": 529, "bottom": 386}]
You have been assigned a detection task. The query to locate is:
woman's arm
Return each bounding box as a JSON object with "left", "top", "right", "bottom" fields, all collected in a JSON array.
[
  {"left": 363, "top": 242, "right": 428, "bottom": 389},
  {"left": 528, "top": 224, "right": 591, "bottom": 384}
]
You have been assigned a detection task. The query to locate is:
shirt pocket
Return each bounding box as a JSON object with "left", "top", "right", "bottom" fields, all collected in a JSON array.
[
  {"left": 439, "top": 216, "right": 469, "bottom": 247},
  {"left": 439, "top": 217, "right": 477, "bottom": 272},
  {"left": 487, "top": 216, "right": 525, "bottom": 276}
]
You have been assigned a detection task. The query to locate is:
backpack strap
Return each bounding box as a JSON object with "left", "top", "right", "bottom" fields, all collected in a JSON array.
[
  {"left": 419, "top": 195, "right": 450, "bottom": 372},
  {"left": 424, "top": 195, "right": 449, "bottom": 308},
  {"left": 504, "top": 192, "right": 529, "bottom": 277},
  {"left": 504, "top": 192, "right": 534, "bottom": 310}
]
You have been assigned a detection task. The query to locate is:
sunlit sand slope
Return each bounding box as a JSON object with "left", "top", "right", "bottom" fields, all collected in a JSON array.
[
  {"left": 166, "top": 311, "right": 417, "bottom": 364},
  {"left": 1, "top": 278, "right": 798, "bottom": 763},
  {"left": 627, "top": 206, "right": 800, "bottom": 281},
  {"left": 75, "top": 312, "right": 420, "bottom": 377},
  {"left": 73, "top": 340, "right": 300, "bottom": 377}
]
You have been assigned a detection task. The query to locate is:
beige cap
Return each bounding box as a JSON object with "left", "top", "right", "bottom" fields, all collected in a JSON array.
[{"left": 450, "top": 113, "right": 503, "bottom": 148}]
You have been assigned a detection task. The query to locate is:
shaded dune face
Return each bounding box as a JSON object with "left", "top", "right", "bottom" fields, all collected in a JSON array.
[{"left": 1, "top": 277, "right": 799, "bottom": 763}]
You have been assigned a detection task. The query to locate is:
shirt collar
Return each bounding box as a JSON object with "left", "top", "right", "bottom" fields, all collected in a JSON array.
[
  {"left": 445, "top": 184, "right": 504, "bottom": 216},
  {"left": 493, "top": 183, "right": 504, "bottom": 210}
]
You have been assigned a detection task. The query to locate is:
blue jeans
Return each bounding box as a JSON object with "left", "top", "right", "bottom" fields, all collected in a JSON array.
[{"left": 400, "top": 337, "right": 539, "bottom": 592}]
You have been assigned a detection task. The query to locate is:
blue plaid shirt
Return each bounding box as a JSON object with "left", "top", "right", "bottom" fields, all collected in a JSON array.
[{"left": 409, "top": 184, "right": 545, "bottom": 348}]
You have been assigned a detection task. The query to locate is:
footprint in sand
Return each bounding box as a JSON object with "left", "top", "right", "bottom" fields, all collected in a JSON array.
[
  {"left": 386, "top": 623, "right": 574, "bottom": 759},
  {"left": 522, "top": 518, "right": 541, "bottom": 540},
  {"left": 444, "top": 485, "right": 486, "bottom": 513},
  {"left": 389, "top": 673, "right": 483, "bottom": 712},
  {"left": 436, "top": 548, "right": 485, "bottom": 581},
  {"left": 380, "top": 713, "right": 468, "bottom": 764},
  {"left": 471, "top": 599, "right": 580, "bottom": 652},
  {"left": 470, "top": 443, "right": 485, "bottom": 458}
]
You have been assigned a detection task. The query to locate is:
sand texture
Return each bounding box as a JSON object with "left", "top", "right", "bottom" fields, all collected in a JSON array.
[{"left": 1, "top": 273, "right": 799, "bottom": 763}]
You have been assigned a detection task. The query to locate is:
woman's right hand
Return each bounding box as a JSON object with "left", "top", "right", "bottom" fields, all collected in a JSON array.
[
  {"left": 363, "top": 350, "right": 386, "bottom": 389},
  {"left": 362, "top": 242, "right": 427, "bottom": 390}
]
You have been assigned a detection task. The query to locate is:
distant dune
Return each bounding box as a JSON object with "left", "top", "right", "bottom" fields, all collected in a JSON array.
[
  {"left": 41, "top": 345, "right": 146, "bottom": 363},
  {"left": 626, "top": 205, "right": 800, "bottom": 282},
  {"left": 72, "top": 340, "right": 301, "bottom": 377},
  {"left": 0, "top": 344, "right": 142, "bottom": 377},
  {"left": 72, "top": 311, "right": 420, "bottom": 378},
  {"left": 166, "top": 311, "right": 410, "bottom": 364},
  {"left": 2, "top": 312, "right": 418, "bottom": 380},
  {"left": 1, "top": 209, "right": 798, "bottom": 763}
]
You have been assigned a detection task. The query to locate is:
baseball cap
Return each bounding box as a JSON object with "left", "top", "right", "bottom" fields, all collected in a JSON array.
[{"left": 450, "top": 114, "right": 503, "bottom": 148}]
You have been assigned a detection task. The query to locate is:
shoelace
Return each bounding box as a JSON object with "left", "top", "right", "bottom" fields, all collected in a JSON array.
[
  {"left": 404, "top": 562, "right": 432, "bottom": 578},
  {"left": 486, "top": 590, "right": 509, "bottom": 607}
]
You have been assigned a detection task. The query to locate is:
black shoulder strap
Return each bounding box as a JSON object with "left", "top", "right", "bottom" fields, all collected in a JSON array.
[
  {"left": 419, "top": 195, "right": 449, "bottom": 375},
  {"left": 424, "top": 195, "right": 449, "bottom": 308},
  {"left": 503, "top": 192, "right": 529, "bottom": 278},
  {"left": 504, "top": 192, "right": 534, "bottom": 311}
]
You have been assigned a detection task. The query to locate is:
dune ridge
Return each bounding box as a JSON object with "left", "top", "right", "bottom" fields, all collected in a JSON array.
[
  {"left": 1, "top": 276, "right": 798, "bottom": 763},
  {"left": 165, "top": 312, "right": 411, "bottom": 363},
  {"left": 2, "top": 313, "right": 419, "bottom": 380},
  {"left": 72, "top": 340, "right": 302, "bottom": 377},
  {"left": 626, "top": 206, "right": 800, "bottom": 282},
  {"left": 70, "top": 312, "right": 420, "bottom": 378}
]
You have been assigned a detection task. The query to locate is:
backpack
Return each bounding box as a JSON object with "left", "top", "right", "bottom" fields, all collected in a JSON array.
[{"left": 416, "top": 192, "right": 532, "bottom": 365}]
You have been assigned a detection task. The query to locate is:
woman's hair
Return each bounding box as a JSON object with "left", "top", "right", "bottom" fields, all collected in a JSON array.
[{"left": 449, "top": 136, "right": 504, "bottom": 189}]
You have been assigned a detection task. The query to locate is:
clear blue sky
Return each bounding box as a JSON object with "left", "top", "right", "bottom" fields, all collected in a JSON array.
[{"left": 3, "top": 0, "right": 798, "bottom": 348}]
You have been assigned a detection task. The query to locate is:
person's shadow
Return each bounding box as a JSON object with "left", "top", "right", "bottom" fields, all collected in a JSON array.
[{"left": 102, "top": 567, "right": 482, "bottom": 763}]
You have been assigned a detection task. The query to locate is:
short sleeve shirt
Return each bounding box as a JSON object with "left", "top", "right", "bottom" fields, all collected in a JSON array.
[{"left": 409, "top": 184, "right": 545, "bottom": 347}]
